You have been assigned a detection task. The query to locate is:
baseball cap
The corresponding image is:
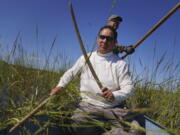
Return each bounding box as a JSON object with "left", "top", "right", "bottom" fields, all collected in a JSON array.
[{"left": 108, "top": 15, "right": 123, "bottom": 22}]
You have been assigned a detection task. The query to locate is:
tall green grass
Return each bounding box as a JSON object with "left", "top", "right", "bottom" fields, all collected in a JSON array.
[
  {"left": 0, "top": 34, "right": 78, "bottom": 134},
  {"left": 0, "top": 34, "right": 179, "bottom": 134},
  {"left": 126, "top": 43, "right": 180, "bottom": 134}
]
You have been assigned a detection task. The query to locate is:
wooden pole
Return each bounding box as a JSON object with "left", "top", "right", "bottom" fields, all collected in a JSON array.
[
  {"left": 121, "top": 2, "right": 180, "bottom": 59},
  {"left": 69, "top": 2, "right": 103, "bottom": 89},
  {"left": 9, "top": 96, "right": 52, "bottom": 133}
]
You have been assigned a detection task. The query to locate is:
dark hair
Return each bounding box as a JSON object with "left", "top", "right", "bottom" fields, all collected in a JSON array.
[{"left": 98, "top": 25, "right": 117, "bottom": 41}]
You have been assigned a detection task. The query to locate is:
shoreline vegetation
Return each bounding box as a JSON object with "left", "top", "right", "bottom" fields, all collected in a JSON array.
[{"left": 0, "top": 36, "right": 179, "bottom": 135}]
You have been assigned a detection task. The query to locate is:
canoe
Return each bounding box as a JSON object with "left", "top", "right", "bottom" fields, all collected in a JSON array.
[{"left": 0, "top": 115, "right": 174, "bottom": 135}]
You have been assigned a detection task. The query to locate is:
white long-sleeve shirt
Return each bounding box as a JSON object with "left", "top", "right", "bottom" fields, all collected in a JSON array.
[{"left": 57, "top": 51, "right": 134, "bottom": 108}]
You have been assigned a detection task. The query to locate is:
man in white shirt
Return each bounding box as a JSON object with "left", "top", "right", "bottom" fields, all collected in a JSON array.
[{"left": 50, "top": 26, "right": 142, "bottom": 135}]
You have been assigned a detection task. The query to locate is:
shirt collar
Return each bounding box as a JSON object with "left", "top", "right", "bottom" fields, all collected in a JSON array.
[{"left": 97, "top": 51, "right": 113, "bottom": 57}]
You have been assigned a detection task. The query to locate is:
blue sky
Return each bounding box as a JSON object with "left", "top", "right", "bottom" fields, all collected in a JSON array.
[{"left": 0, "top": 0, "right": 179, "bottom": 81}]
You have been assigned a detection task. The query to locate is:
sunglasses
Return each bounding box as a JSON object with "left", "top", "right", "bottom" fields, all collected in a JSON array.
[{"left": 99, "top": 35, "right": 114, "bottom": 41}]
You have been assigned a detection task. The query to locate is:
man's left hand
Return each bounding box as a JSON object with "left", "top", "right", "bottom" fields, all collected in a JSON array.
[{"left": 125, "top": 45, "right": 135, "bottom": 54}]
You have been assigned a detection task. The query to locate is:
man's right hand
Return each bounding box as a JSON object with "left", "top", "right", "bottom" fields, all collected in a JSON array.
[
  {"left": 50, "top": 86, "right": 63, "bottom": 96},
  {"left": 102, "top": 87, "right": 114, "bottom": 100}
]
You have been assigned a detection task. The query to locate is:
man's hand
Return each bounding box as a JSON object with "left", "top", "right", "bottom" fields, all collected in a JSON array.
[
  {"left": 50, "top": 86, "right": 63, "bottom": 96},
  {"left": 124, "top": 45, "right": 135, "bottom": 54},
  {"left": 102, "top": 87, "right": 114, "bottom": 100}
]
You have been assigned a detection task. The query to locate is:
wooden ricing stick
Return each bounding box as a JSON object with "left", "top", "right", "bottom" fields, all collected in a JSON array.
[{"left": 121, "top": 2, "right": 180, "bottom": 59}]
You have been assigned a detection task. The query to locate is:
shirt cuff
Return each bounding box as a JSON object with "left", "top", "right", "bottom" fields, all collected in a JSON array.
[
  {"left": 56, "top": 81, "right": 66, "bottom": 88},
  {"left": 112, "top": 91, "right": 125, "bottom": 102}
]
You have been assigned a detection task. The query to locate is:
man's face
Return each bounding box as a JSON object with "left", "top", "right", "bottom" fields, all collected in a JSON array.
[
  {"left": 97, "top": 28, "right": 115, "bottom": 54},
  {"left": 107, "top": 21, "right": 119, "bottom": 30}
]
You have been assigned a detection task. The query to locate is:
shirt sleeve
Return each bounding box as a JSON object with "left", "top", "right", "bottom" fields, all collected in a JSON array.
[
  {"left": 56, "top": 56, "right": 85, "bottom": 87},
  {"left": 112, "top": 62, "right": 134, "bottom": 102}
]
